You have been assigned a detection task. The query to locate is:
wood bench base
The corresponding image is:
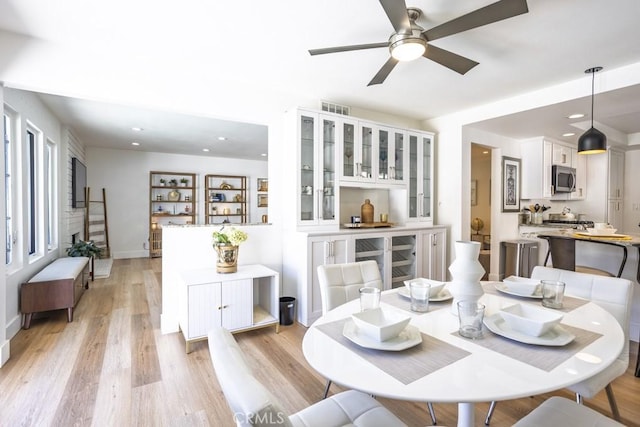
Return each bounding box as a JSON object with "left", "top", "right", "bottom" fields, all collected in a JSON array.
[{"left": 21, "top": 257, "right": 91, "bottom": 329}]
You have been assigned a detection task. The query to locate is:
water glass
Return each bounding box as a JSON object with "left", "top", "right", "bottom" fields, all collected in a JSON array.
[
  {"left": 541, "top": 280, "right": 565, "bottom": 309},
  {"left": 359, "top": 287, "right": 381, "bottom": 311},
  {"left": 410, "top": 281, "right": 430, "bottom": 312},
  {"left": 457, "top": 301, "right": 485, "bottom": 339}
]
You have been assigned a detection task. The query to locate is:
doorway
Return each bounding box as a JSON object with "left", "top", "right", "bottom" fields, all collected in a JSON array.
[{"left": 471, "top": 143, "right": 492, "bottom": 279}]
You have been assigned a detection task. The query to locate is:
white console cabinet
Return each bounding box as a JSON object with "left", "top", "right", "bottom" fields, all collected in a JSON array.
[{"left": 178, "top": 264, "right": 279, "bottom": 352}]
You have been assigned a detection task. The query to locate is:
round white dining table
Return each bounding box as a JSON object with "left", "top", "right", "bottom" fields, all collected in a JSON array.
[{"left": 302, "top": 286, "right": 624, "bottom": 427}]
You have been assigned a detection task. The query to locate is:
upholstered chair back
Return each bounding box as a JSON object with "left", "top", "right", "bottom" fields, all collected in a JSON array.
[{"left": 317, "top": 260, "right": 383, "bottom": 314}]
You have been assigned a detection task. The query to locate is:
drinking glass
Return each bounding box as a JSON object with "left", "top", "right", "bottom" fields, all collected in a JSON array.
[
  {"left": 359, "top": 287, "right": 381, "bottom": 311},
  {"left": 541, "top": 280, "right": 565, "bottom": 309},
  {"left": 457, "top": 301, "right": 485, "bottom": 339},
  {"left": 410, "top": 281, "right": 430, "bottom": 312}
]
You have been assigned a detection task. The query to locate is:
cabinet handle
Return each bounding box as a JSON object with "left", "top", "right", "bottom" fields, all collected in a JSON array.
[
  {"left": 562, "top": 153, "right": 566, "bottom": 164},
  {"left": 316, "top": 190, "right": 322, "bottom": 219},
  {"left": 217, "top": 306, "right": 222, "bottom": 310},
  {"left": 222, "top": 305, "right": 229, "bottom": 309}
]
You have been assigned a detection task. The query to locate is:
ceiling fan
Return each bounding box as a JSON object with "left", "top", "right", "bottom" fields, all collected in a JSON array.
[{"left": 309, "top": 0, "right": 529, "bottom": 86}]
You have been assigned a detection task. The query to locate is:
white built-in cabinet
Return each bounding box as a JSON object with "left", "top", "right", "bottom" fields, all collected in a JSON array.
[
  {"left": 607, "top": 149, "right": 625, "bottom": 229},
  {"left": 288, "top": 108, "right": 434, "bottom": 227},
  {"left": 295, "top": 227, "right": 447, "bottom": 326},
  {"left": 520, "top": 137, "right": 586, "bottom": 200},
  {"left": 178, "top": 264, "right": 279, "bottom": 352}
]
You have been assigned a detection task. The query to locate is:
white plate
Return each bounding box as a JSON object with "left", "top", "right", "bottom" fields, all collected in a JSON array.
[
  {"left": 342, "top": 320, "right": 422, "bottom": 351},
  {"left": 483, "top": 313, "right": 575, "bottom": 346},
  {"left": 398, "top": 288, "right": 453, "bottom": 302},
  {"left": 494, "top": 282, "right": 543, "bottom": 299}
]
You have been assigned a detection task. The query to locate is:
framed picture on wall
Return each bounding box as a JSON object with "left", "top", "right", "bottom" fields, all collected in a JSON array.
[
  {"left": 258, "top": 194, "right": 268, "bottom": 207},
  {"left": 471, "top": 180, "right": 477, "bottom": 206},
  {"left": 501, "top": 156, "right": 521, "bottom": 212}
]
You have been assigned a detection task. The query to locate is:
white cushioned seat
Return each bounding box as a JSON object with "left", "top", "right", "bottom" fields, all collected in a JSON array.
[
  {"left": 208, "top": 326, "right": 407, "bottom": 427},
  {"left": 513, "top": 396, "right": 624, "bottom": 426}
]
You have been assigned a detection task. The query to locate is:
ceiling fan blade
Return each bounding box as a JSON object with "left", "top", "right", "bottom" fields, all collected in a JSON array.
[
  {"left": 424, "top": 0, "right": 529, "bottom": 42},
  {"left": 368, "top": 57, "right": 399, "bottom": 86},
  {"left": 309, "top": 42, "right": 388, "bottom": 56},
  {"left": 379, "top": 0, "right": 411, "bottom": 34},
  {"left": 423, "top": 44, "right": 479, "bottom": 75}
]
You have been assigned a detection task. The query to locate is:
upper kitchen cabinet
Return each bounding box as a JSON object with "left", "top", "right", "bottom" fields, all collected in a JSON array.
[
  {"left": 297, "top": 111, "right": 339, "bottom": 227},
  {"left": 521, "top": 137, "right": 585, "bottom": 200},
  {"left": 406, "top": 131, "right": 434, "bottom": 223},
  {"left": 608, "top": 148, "right": 624, "bottom": 200}
]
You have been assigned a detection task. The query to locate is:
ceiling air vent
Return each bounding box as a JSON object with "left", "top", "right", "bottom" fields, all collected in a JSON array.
[{"left": 321, "top": 101, "right": 350, "bottom": 116}]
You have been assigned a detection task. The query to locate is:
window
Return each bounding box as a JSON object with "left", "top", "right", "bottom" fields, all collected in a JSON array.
[
  {"left": 4, "top": 112, "right": 13, "bottom": 265},
  {"left": 46, "top": 139, "right": 57, "bottom": 250},
  {"left": 27, "top": 128, "right": 37, "bottom": 255}
]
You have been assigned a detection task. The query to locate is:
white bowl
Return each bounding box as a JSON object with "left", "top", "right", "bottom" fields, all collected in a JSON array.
[
  {"left": 586, "top": 227, "right": 617, "bottom": 235},
  {"left": 351, "top": 308, "right": 411, "bottom": 342},
  {"left": 499, "top": 304, "right": 563, "bottom": 337},
  {"left": 502, "top": 276, "right": 541, "bottom": 296},
  {"left": 403, "top": 278, "right": 446, "bottom": 298}
]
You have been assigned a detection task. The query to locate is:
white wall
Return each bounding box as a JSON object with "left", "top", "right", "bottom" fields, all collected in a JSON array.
[{"left": 86, "top": 147, "right": 268, "bottom": 259}]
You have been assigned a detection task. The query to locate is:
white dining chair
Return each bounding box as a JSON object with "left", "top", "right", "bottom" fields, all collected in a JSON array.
[
  {"left": 208, "top": 326, "right": 408, "bottom": 427},
  {"left": 513, "top": 396, "right": 624, "bottom": 426},
  {"left": 316, "top": 260, "right": 437, "bottom": 425},
  {"left": 485, "top": 266, "right": 633, "bottom": 425}
]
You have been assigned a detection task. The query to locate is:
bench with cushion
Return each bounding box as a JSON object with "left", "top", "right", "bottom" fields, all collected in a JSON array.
[{"left": 20, "top": 257, "right": 91, "bottom": 329}]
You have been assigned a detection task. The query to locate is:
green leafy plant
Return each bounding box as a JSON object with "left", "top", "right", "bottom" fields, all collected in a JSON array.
[
  {"left": 159, "top": 178, "right": 166, "bottom": 185},
  {"left": 212, "top": 227, "right": 248, "bottom": 247},
  {"left": 180, "top": 178, "right": 188, "bottom": 184},
  {"left": 169, "top": 178, "right": 178, "bottom": 186},
  {"left": 66, "top": 240, "right": 103, "bottom": 258}
]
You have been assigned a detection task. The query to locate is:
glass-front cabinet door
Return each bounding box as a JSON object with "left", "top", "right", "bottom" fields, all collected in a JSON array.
[
  {"left": 377, "top": 127, "right": 406, "bottom": 184},
  {"left": 359, "top": 124, "right": 375, "bottom": 182},
  {"left": 297, "top": 111, "right": 338, "bottom": 226},
  {"left": 341, "top": 119, "right": 357, "bottom": 180},
  {"left": 408, "top": 131, "right": 433, "bottom": 222}
]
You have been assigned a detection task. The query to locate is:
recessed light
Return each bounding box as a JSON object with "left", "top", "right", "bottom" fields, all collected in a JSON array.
[
  {"left": 218, "top": 136, "right": 227, "bottom": 141},
  {"left": 203, "top": 148, "right": 210, "bottom": 152},
  {"left": 131, "top": 127, "right": 144, "bottom": 132},
  {"left": 131, "top": 141, "right": 140, "bottom": 146},
  {"left": 482, "top": 151, "right": 489, "bottom": 154},
  {"left": 562, "top": 132, "right": 576, "bottom": 137},
  {"left": 567, "top": 113, "right": 585, "bottom": 119},
  {"left": 261, "top": 153, "right": 267, "bottom": 157}
]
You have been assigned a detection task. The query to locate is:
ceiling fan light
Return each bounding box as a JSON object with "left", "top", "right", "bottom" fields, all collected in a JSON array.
[
  {"left": 578, "top": 127, "right": 607, "bottom": 154},
  {"left": 390, "top": 39, "right": 426, "bottom": 61}
]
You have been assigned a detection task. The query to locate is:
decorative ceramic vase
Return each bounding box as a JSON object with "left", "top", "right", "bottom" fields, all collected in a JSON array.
[
  {"left": 448, "top": 240, "right": 485, "bottom": 314},
  {"left": 361, "top": 199, "right": 374, "bottom": 224},
  {"left": 215, "top": 244, "right": 239, "bottom": 273}
]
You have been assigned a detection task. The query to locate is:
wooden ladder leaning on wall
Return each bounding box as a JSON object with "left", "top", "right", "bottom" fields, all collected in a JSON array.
[{"left": 84, "top": 187, "right": 111, "bottom": 259}]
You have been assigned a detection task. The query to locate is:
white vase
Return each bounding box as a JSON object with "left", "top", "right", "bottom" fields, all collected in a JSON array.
[{"left": 448, "top": 240, "right": 486, "bottom": 314}]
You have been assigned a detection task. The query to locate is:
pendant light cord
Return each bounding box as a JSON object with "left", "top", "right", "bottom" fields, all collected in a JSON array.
[{"left": 590, "top": 70, "right": 595, "bottom": 128}]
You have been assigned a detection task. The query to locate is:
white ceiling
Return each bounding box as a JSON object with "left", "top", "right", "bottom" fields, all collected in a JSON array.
[{"left": 1, "top": 0, "right": 640, "bottom": 158}]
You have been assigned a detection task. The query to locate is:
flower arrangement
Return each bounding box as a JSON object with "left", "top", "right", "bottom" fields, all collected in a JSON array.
[{"left": 212, "top": 226, "right": 248, "bottom": 247}]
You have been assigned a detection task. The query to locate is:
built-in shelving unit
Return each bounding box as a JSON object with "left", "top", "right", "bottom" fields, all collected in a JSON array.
[
  {"left": 204, "top": 174, "right": 247, "bottom": 224},
  {"left": 149, "top": 171, "right": 197, "bottom": 258}
]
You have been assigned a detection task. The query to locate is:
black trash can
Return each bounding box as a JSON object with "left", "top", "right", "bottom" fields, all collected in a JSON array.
[{"left": 279, "top": 296, "right": 296, "bottom": 326}]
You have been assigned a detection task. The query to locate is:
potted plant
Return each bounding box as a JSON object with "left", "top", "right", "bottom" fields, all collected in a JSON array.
[
  {"left": 212, "top": 227, "right": 248, "bottom": 273},
  {"left": 180, "top": 177, "right": 189, "bottom": 187},
  {"left": 169, "top": 178, "right": 178, "bottom": 187},
  {"left": 159, "top": 178, "right": 166, "bottom": 186},
  {"left": 66, "top": 240, "right": 103, "bottom": 259}
]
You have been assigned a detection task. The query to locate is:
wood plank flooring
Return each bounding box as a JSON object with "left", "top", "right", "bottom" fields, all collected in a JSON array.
[{"left": 1, "top": 258, "right": 638, "bottom": 426}]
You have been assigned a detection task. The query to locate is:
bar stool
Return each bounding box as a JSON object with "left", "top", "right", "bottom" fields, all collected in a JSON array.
[{"left": 541, "top": 235, "right": 613, "bottom": 277}]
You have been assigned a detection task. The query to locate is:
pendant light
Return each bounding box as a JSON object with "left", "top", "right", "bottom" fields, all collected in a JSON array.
[{"left": 578, "top": 66, "right": 607, "bottom": 154}]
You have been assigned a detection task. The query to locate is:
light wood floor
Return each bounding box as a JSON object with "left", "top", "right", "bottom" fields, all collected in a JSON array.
[{"left": 1, "top": 258, "right": 638, "bottom": 426}]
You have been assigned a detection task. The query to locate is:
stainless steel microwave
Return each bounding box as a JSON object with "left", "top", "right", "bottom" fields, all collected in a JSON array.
[{"left": 552, "top": 165, "right": 576, "bottom": 193}]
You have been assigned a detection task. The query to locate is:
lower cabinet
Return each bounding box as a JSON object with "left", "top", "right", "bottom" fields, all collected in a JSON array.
[
  {"left": 178, "top": 264, "right": 280, "bottom": 352},
  {"left": 289, "top": 227, "right": 447, "bottom": 327}
]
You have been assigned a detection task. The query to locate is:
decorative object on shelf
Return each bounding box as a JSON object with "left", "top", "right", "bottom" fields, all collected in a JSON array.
[
  {"left": 168, "top": 190, "right": 181, "bottom": 201},
  {"left": 448, "top": 241, "right": 485, "bottom": 314},
  {"left": 258, "top": 178, "right": 268, "bottom": 192},
  {"left": 180, "top": 177, "right": 189, "bottom": 187},
  {"left": 159, "top": 179, "right": 166, "bottom": 186},
  {"left": 212, "top": 226, "right": 248, "bottom": 273},
  {"left": 169, "top": 179, "right": 178, "bottom": 187},
  {"left": 501, "top": 156, "right": 521, "bottom": 212},
  {"left": 220, "top": 181, "right": 233, "bottom": 190},
  {"left": 361, "top": 199, "right": 374, "bottom": 223},
  {"left": 578, "top": 66, "right": 607, "bottom": 155},
  {"left": 185, "top": 195, "right": 191, "bottom": 202},
  {"left": 258, "top": 194, "right": 268, "bottom": 207},
  {"left": 471, "top": 217, "right": 484, "bottom": 234},
  {"left": 233, "top": 193, "right": 243, "bottom": 202},
  {"left": 156, "top": 195, "right": 163, "bottom": 201}
]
